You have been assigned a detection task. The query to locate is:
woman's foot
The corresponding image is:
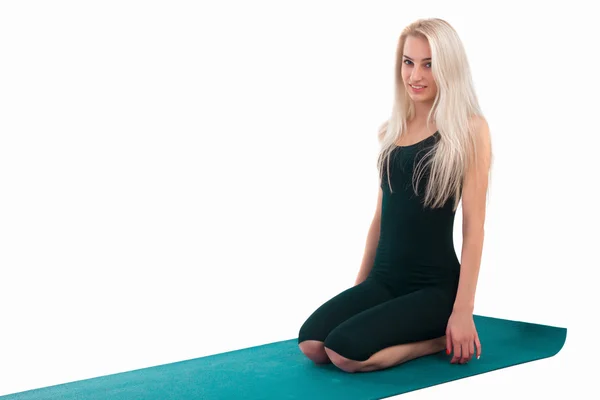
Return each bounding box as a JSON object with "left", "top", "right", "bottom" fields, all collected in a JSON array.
[{"left": 433, "top": 335, "right": 447, "bottom": 353}]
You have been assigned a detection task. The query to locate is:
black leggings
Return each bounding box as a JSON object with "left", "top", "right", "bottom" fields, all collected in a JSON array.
[{"left": 297, "top": 276, "right": 459, "bottom": 362}]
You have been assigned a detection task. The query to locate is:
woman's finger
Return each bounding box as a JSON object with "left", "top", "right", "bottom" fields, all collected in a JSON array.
[
  {"left": 475, "top": 333, "right": 482, "bottom": 359},
  {"left": 451, "top": 340, "right": 461, "bottom": 363},
  {"left": 460, "top": 342, "right": 469, "bottom": 364},
  {"left": 468, "top": 338, "right": 475, "bottom": 362}
]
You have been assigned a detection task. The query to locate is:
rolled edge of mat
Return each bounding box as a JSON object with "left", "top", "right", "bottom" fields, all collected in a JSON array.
[{"left": 549, "top": 327, "right": 568, "bottom": 357}]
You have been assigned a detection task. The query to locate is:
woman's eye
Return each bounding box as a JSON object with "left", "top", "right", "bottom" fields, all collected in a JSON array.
[{"left": 404, "top": 60, "right": 432, "bottom": 68}]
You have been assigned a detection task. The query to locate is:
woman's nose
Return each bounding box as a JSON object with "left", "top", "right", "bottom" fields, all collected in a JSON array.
[{"left": 411, "top": 67, "right": 423, "bottom": 81}]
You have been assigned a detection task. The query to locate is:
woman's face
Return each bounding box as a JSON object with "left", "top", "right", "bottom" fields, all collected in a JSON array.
[{"left": 401, "top": 35, "right": 438, "bottom": 103}]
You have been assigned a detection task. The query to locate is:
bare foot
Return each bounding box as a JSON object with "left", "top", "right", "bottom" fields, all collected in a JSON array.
[{"left": 433, "top": 335, "right": 447, "bottom": 352}]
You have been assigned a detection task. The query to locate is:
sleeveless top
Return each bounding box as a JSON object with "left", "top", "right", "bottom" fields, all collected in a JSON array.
[{"left": 370, "top": 131, "right": 461, "bottom": 289}]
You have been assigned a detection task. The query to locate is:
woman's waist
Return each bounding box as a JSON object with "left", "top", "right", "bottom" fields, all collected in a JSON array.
[
  {"left": 374, "top": 245, "right": 460, "bottom": 270},
  {"left": 368, "top": 262, "right": 460, "bottom": 294},
  {"left": 376, "top": 235, "right": 457, "bottom": 256}
]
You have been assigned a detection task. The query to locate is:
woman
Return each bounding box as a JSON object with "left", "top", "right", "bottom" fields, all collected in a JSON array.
[{"left": 297, "top": 18, "right": 493, "bottom": 373}]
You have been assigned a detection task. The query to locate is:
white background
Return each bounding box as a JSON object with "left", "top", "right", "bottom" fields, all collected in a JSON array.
[{"left": 1, "top": 1, "right": 598, "bottom": 398}]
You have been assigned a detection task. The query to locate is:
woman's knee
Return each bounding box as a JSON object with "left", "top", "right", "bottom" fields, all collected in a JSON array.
[
  {"left": 298, "top": 340, "right": 331, "bottom": 364},
  {"left": 324, "top": 327, "right": 370, "bottom": 362}
]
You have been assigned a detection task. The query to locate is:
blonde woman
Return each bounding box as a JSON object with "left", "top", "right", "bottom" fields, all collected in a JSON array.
[{"left": 298, "top": 18, "right": 492, "bottom": 373}]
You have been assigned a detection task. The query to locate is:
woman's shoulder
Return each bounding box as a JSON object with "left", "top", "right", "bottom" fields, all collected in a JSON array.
[{"left": 469, "top": 115, "right": 489, "bottom": 134}]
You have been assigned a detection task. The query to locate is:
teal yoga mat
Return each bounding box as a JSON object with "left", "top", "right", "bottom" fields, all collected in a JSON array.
[{"left": 1, "top": 315, "right": 566, "bottom": 400}]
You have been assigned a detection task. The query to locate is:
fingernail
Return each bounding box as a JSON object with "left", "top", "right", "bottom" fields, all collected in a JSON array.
[
  {"left": 446, "top": 349, "right": 451, "bottom": 355},
  {"left": 477, "top": 355, "right": 480, "bottom": 359}
]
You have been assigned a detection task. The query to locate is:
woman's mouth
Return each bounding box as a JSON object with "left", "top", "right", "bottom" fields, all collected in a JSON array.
[{"left": 410, "top": 84, "right": 426, "bottom": 93}]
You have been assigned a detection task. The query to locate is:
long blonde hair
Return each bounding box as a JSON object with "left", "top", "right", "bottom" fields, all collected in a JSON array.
[{"left": 377, "top": 18, "right": 493, "bottom": 211}]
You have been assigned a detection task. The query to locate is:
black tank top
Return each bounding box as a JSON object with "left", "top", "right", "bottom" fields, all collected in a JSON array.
[{"left": 371, "top": 131, "right": 460, "bottom": 289}]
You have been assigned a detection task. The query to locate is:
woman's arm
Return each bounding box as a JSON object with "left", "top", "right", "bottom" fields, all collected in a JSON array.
[
  {"left": 454, "top": 117, "right": 492, "bottom": 312},
  {"left": 355, "top": 187, "right": 383, "bottom": 285}
]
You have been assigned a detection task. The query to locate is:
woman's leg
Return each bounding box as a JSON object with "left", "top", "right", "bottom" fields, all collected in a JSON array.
[
  {"left": 298, "top": 278, "right": 394, "bottom": 364},
  {"left": 323, "top": 284, "right": 456, "bottom": 372}
]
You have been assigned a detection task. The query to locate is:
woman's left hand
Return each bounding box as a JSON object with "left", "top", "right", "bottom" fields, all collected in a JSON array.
[{"left": 445, "top": 310, "right": 481, "bottom": 364}]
